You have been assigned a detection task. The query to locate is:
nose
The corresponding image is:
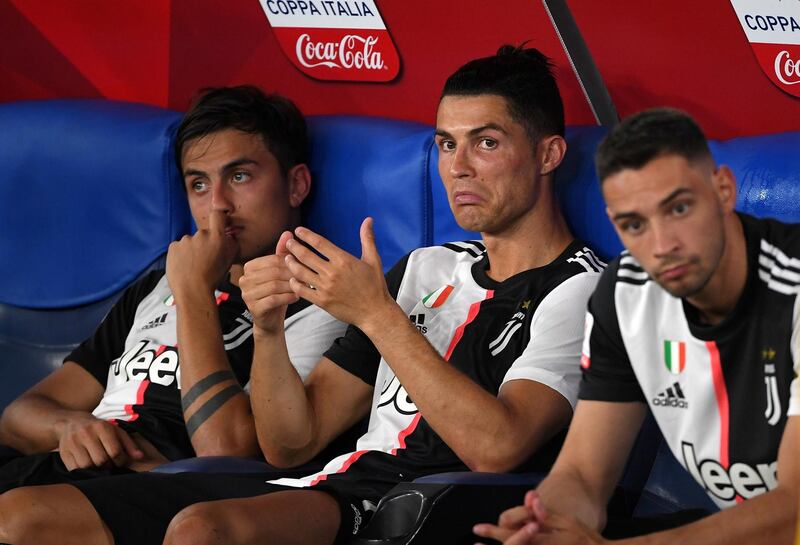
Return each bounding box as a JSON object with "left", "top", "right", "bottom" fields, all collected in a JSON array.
[
  {"left": 448, "top": 145, "right": 473, "bottom": 179},
  {"left": 651, "top": 221, "right": 680, "bottom": 258},
  {"left": 210, "top": 182, "right": 233, "bottom": 213}
]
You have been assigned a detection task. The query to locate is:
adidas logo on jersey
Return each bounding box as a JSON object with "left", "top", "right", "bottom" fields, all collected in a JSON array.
[
  {"left": 142, "top": 313, "right": 168, "bottom": 330},
  {"left": 409, "top": 314, "right": 427, "bottom": 334},
  {"left": 652, "top": 382, "right": 688, "bottom": 409}
]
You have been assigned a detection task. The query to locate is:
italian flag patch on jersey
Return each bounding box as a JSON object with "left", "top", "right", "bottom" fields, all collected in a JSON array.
[
  {"left": 422, "top": 285, "right": 454, "bottom": 309},
  {"left": 663, "top": 340, "right": 686, "bottom": 374}
]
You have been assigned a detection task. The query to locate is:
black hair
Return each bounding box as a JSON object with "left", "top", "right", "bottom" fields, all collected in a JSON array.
[
  {"left": 595, "top": 108, "right": 712, "bottom": 183},
  {"left": 174, "top": 85, "right": 308, "bottom": 175},
  {"left": 440, "top": 44, "right": 565, "bottom": 146}
]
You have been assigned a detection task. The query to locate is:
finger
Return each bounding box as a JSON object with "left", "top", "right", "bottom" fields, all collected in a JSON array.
[
  {"left": 82, "top": 432, "right": 113, "bottom": 468},
  {"left": 526, "top": 491, "right": 548, "bottom": 523},
  {"left": 505, "top": 524, "right": 539, "bottom": 545},
  {"left": 209, "top": 209, "right": 227, "bottom": 236},
  {"left": 473, "top": 523, "right": 515, "bottom": 541},
  {"left": 275, "top": 231, "right": 294, "bottom": 259},
  {"left": 293, "top": 226, "right": 346, "bottom": 262},
  {"left": 359, "top": 217, "right": 382, "bottom": 268},
  {"left": 243, "top": 278, "right": 296, "bottom": 299},
  {"left": 94, "top": 424, "right": 129, "bottom": 467},
  {"left": 60, "top": 450, "right": 78, "bottom": 472},
  {"left": 115, "top": 427, "right": 144, "bottom": 461},
  {"left": 498, "top": 505, "right": 536, "bottom": 529},
  {"left": 289, "top": 276, "right": 319, "bottom": 303},
  {"left": 250, "top": 292, "right": 300, "bottom": 313},
  {"left": 243, "top": 254, "right": 288, "bottom": 276},
  {"left": 285, "top": 237, "right": 328, "bottom": 273},
  {"left": 285, "top": 254, "right": 320, "bottom": 287}
]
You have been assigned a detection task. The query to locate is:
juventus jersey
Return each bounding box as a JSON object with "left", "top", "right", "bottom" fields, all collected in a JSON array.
[
  {"left": 67, "top": 270, "right": 344, "bottom": 461},
  {"left": 270, "top": 240, "right": 602, "bottom": 501},
  {"left": 580, "top": 213, "right": 800, "bottom": 509}
]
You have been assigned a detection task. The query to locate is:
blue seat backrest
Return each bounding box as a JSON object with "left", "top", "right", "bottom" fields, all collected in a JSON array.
[{"left": 0, "top": 99, "right": 191, "bottom": 407}]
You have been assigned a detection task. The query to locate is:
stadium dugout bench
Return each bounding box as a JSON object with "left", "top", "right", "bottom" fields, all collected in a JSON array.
[{"left": 0, "top": 99, "right": 798, "bottom": 543}]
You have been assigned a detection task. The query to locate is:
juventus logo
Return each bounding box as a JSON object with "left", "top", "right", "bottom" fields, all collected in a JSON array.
[
  {"left": 489, "top": 311, "right": 525, "bottom": 356},
  {"left": 764, "top": 363, "right": 781, "bottom": 426}
]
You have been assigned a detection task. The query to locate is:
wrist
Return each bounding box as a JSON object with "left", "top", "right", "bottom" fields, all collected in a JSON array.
[{"left": 359, "top": 298, "right": 406, "bottom": 339}]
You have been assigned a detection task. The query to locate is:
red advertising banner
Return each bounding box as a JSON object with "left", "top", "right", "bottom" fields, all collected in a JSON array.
[
  {"left": 259, "top": 0, "right": 400, "bottom": 82},
  {"left": 730, "top": 0, "right": 800, "bottom": 98}
]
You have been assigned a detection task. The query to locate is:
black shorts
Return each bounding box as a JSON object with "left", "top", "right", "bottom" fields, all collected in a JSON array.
[
  {"left": 0, "top": 451, "right": 134, "bottom": 494},
  {"left": 73, "top": 471, "right": 375, "bottom": 545}
]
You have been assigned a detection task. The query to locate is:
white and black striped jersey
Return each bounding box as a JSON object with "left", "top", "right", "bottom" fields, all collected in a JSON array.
[
  {"left": 270, "top": 240, "right": 603, "bottom": 502},
  {"left": 67, "top": 270, "right": 344, "bottom": 461},
  {"left": 580, "top": 213, "right": 800, "bottom": 509}
]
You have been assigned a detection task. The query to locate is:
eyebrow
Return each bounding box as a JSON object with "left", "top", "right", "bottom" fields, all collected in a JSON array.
[
  {"left": 183, "top": 157, "right": 259, "bottom": 179},
  {"left": 610, "top": 187, "right": 693, "bottom": 222},
  {"left": 434, "top": 123, "right": 509, "bottom": 139}
]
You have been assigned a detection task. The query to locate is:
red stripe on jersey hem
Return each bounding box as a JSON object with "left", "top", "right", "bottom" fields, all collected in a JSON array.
[
  {"left": 309, "top": 449, "right": 369, "bottom": 486},
  {"left": 444, "top": 290, "right": 494, "bottom": 361},
  {"left": 124, "top": 379, "right": 151, "bottom": 422},
  {"left": 707, "top": 341, "right": 730, "bottom": 468}
]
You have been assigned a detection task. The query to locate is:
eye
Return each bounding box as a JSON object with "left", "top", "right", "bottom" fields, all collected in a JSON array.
[
  {"left": 189, "top": 179, "right": 208, "bottom": 193},
  {"left": 438, "top": 139, "right": 455, "bottom": 153},
  {"left": 478, "top": 138, "right": 498, "bottom": 150},
  {"left": 620, "top": 218, "right": 644, "bottom": 235},
  {"left": 231, "top": 171, "right": 250, "bottom": 184},
  {"left": 672, "top": 201, "right": 691, "bottom": 216}
]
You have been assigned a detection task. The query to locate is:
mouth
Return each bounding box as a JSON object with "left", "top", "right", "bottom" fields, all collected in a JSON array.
[
  {"left": 452, "top": 191, "right": 484, "bottom": 205},
  {"left": 657, "top": 262, "right": 691, "bottom": 281},
  {"left": 224, "top": 225, "right": 243, "bottom": 238}
]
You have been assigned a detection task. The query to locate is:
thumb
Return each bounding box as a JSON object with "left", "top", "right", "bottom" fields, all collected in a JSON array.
[
  {"left": 275, "top": 231, "right": 294, "bottom": 259},
  {"left": 360, "top": 217, "right": 381, "bottom": 268},
  {"left": 209, "top": 209, "right": 227, "bottom": 236}
]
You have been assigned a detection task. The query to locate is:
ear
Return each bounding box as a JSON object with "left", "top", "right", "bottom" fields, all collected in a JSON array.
[
  {"left": 539, "top": 135, "right": 567, "bottom": 176},
  {"left": 287, "top": 164, "right": 312, "bottom": 208},
  {"left": 712, "top": 165, "right": 737, "bottom": 214}
]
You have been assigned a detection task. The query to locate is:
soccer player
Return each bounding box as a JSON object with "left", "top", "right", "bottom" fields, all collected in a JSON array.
[
  {"left": 0, "top": 86, "right": 343, "bottom": 489},
  {"left": 0, "top": 46, "right": 603, "bottom": 545},
  {"left": 474, "top": 108, "right": 800, "bottom": 545}
]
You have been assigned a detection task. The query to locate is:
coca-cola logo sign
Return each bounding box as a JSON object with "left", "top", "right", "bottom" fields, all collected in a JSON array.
[
  {"left": 729, "top": 0, "right": 800, "bottom": 98},
  {"left": 259, "top": 0, "right": 400, "bottom": 82}
]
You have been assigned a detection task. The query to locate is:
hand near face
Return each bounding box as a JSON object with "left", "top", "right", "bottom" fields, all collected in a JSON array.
[
  {"left": 474, "top": 491, "right": 605, "bottom": 545},
  {"left": 240, "top": 231, "right": 299, "bottom": 335},
  {"left": 283, "top": 218, "right": 394, "bottom": 330},
  {"left": 167, "top": 209, "right": 240, "bottom": 298}
]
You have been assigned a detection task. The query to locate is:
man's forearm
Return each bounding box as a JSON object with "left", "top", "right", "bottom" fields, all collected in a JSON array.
[
  {"left": 0, "top": 395, "right": 85, "bottom": 453},
  {"left": 248, "top": 328, "right": 319, "bottom": 467},
  {"left": 619, "top": 487, "right": 796, "bottom": 545},
  {"left": 175, "top": 290, "right": 258, "bottom": 457},
  {"left": 361, "top": 302, "right": 567, "bottom": 472}
]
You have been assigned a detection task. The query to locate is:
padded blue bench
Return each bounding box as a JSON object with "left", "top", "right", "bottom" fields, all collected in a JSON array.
[{"left": 0, "top": 99, "right": 798, "bottom": 543}]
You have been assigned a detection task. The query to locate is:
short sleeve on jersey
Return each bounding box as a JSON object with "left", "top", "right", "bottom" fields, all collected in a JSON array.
[
  {"left": 578, "top": 263, "right": 646, "bottom": 403},
  {"left": 323, "top": 253, "right": 410, "bottom": 387},
  {"left": 285, "top": 303, "right": 347, "bottom": 381},
  {"left": 65, "top": 270, "right": 165, "bottom": 386},
  {"left": 502, "top": 273, "right": 598, "bottom": 409}
]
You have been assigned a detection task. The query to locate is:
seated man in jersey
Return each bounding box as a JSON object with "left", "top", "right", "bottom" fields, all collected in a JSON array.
[
  {"left": 0, "top": 86, "right": 343, "bottom": 490},
  {"left": 475, "top": 108, "right": 800, "bottom": 545},
  {"left": 0, "top": 45, "right": 602, "bottom": 545}
]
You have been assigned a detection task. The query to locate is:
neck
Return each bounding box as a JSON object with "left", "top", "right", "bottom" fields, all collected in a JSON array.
[
  {"left": 481, "top": 187, "right": 574, "bottom": 282},
  {"left": 687, "top": 214, "right": 747, "bottom": 325}
]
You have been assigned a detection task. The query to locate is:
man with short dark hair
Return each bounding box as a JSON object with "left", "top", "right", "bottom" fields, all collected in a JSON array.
[
  {"left": 475, "top": 108, "right": 800, "bottom": 545},
  {"left": 0, "top": 46, "right": 602, "bottom": 545},
  {"left": 0, "top": 86, "right": 343, "bottom": 487}
]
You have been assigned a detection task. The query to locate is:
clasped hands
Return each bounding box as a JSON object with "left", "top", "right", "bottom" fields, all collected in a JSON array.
[{"left": 241, "top": 217, "right": 394, "bottom": 335}]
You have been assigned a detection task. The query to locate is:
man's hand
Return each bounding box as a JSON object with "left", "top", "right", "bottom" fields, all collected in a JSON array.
[
  {"left": 166, "top": 209, "right": 240, "bottom": 298},
  {"left": 56, "top": 413, "right": 144, "bottom": 471},
  {"left": 283, "top": 217, "right": 394, "bottom": 330},
  {"left": 474, "top": 491, "right": 606, "bottom": 545},
  {"left": 240, "top": 231, "right": 299, "bottom": 335}
]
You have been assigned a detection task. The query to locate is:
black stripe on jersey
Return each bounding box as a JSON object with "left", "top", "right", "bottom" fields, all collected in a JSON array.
[
  {"left": 758, "top": 239, "right": 800, "bottom": 295},
  {"left": 568, "top": 247, "right": 606, "bottom": 273},
  {"left": 443, "top": 242, "right": 483, "bottom": 259},
  {"left": 461, "top": 240, "right": 486, "bottom": 253}
]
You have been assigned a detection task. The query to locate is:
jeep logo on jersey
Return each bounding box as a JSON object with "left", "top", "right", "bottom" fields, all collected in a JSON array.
[
  {"left": 729, "top": 0, "right": 800, "bottom": 98},
  {"left": 258, "top": 0, "right": 401, "bottom": 82},
  {"left": 377, "top": 375, "right": 417, "bottom": 415},
  {"left": 112, "top": 340, "right": 181, "bottom": 387},
  {"left": 681, "top": 442, "right": 777, "bottom": 501}
]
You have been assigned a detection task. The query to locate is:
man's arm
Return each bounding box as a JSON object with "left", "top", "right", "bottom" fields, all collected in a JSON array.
[
  {"left": 240, "top": 231, "right": 373, "bottom": 467},
  {"left": 0, "top": 362, "right": 144, "bottom": 469},
  {"left": 283, "top": 219, "right": 583, "bottom": 472},
  {"left": 167, "top": 209, "right": 259, "bottom": 458}
]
